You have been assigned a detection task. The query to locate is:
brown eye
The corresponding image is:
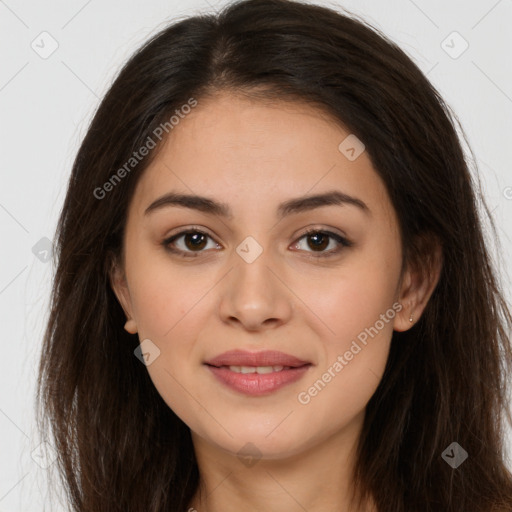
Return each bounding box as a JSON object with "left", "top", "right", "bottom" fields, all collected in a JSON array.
[
  {"left": 293, "top": 229, "right": 352, "bottom": 258},
  {"left": 163, "top": 229, "right": 219, "bottom": 257},
  {"left": 182, "top": 232, "right": 208, "bottom": 251},
  {"left": 305, "top": 232, "right": 330, "bottom": 251},
  {"left": 163, "top": 227, "right": 352, "bottom": 259}
]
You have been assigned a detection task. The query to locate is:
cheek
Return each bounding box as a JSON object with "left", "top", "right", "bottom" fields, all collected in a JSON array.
[
  {"left": 125, "top": 243, "right": 204, "bottom": 339},
  {"left": 130, "top": 283, "right": 184, "bottom": 339},
  {"left": 305, "top": 263, "right": 399, "bottom": 349},
  {"left": 298, "top": 241, "right": 399, "bottom": 401},
  {"left": 127, "top": 276, "right": 208, "bottom": 427},
  {"left": 294, "top": 296, "right": 394, "bottom": 440},
  {"left": 304, "top": 289, "right": 394, "bottom": 402}
]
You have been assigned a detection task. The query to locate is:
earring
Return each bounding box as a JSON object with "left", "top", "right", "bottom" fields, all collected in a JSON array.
[
  {"left": 124, "top": 319, "right": 138, "bottom": 334},
  {"left": 409, "top": 314, "right": 414, "bottom": 323}
]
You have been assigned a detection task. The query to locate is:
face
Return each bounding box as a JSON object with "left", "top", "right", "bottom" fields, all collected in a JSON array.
[{"left": 111, "top": 91, "right": 413, "bottom": 460}]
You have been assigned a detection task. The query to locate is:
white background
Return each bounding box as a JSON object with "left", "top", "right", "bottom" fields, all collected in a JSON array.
[{"left": 1, "top": 0, "right": 511, "bottom": 510}]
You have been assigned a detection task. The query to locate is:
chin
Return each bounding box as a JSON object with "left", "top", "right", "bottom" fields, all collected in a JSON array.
[{"left": 196, "top": 421, "right": 314, "bottom": 461}]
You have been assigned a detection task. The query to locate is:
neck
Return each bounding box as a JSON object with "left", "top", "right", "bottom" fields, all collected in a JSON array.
[{"left": 188, "top": 410, "right": 375, "bottom": 512}]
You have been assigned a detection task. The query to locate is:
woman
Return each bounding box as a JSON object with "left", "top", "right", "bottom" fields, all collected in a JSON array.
[{"left": 36, "top": 0, "right": 512, "bottom": 510}]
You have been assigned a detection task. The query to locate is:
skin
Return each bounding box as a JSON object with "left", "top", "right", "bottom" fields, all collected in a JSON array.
[{"left": 111, "top": 91, "right": 442, "bottom": 512}]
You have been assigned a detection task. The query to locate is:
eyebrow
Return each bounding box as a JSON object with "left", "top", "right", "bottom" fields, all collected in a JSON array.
[{"left": 144, "top": 190, "right": 370, "bottom": 220}]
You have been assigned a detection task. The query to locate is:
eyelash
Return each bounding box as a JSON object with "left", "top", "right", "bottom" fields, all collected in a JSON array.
[{"left": 162, "top": 226, "right": 353, "bottom": 259}]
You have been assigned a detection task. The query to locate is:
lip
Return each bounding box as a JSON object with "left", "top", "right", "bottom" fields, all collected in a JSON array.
[
  {"left": 204, "top": 350, "right": 312, "bottom": 396},
  {"left": 205, "top": 349, "right": 310, "bottom": 368}
]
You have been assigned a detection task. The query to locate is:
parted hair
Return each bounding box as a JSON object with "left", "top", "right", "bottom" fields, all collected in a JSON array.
[{"left": 36, "top": 0, "right": 512, "bottom": 510}]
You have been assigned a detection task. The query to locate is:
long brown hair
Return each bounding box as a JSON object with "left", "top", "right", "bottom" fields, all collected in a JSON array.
[{"left": 36, "top": 0, "right": 512, "bottom": 510}]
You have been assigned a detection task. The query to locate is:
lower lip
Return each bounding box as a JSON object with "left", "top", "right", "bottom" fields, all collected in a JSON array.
[{"left": 206, "top": 364, "right": 311, "bottom": 396}]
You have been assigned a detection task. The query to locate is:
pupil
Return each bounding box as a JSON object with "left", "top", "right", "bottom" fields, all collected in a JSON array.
[
  {"left": 309, "top": 233, "right": 328, "bottom": 251},
  {"left": 186, "top": 232, "right": 206, "bottom": 250}
]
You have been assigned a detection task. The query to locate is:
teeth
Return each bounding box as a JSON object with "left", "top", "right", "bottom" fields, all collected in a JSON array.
[{"left": 228, "top": 365, "right": 286, "bottom": 374}]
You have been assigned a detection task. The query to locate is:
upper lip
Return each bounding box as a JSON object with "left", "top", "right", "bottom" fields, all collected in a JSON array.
[{"left": 205, "top": 350, "right": 311, "bottom": 368}]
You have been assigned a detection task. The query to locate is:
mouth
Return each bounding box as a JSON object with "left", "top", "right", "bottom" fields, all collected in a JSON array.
[
  {"left": 217, "top": 364, "right": 298, "bottom": 374},
  {"left": 204, "top": 349, "right": 311, "bottom": 368},
  {"left": 204, "top": 350, "right": 312, "bottom": 396}
]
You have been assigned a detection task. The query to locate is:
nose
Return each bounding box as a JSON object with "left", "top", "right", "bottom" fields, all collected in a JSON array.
[{"left": 218, "top": 247, "right": 293, "bottom": 332}]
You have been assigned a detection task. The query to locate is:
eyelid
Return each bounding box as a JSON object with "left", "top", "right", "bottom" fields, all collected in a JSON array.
[{"left": 164, "top": 225, "right": 215, "bottom": 240}]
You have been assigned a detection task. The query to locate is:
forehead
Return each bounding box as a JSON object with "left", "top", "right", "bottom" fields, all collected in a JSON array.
[{"left": 129, "top": 92, "right": 394, "bottom": 224}]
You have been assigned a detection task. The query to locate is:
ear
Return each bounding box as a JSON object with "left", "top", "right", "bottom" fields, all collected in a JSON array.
[
  {"left": 108, "top": 252, "right": 138, "bottom": 334},
  {"left": 393, "top": 232, "right": 443, "bottom": 332}
]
